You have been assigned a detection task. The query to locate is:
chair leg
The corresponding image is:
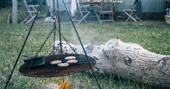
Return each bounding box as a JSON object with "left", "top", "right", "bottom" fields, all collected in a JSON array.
[
  {"left": 109, "top": 14, "right": 114, "bottom": 23},
  {"left": 80, "top": 11, "right": 88, "bottom": 23},
  {"left": 26, "top": 15, "right": 35, "bottom": 24},
  {"left": 126, "top": 11, "right": 133, "bottom": 21},
  {"left": 96, "top": 13, "right": 114, "bottom": 24},
  {"left": 135, "top": 15, "right": 142, "bottom": 22},
  {"left": 21, "top": 17, "right": 29, "bottom": 24},
  {"left": 124, "top": 11, "right": 138, "bottom": 22},
  {"left": 95, "top": 12, "right": 102, "bottom": 24},
  {"left": 77, "top": 12, "right": 90, "bottom": 24}
]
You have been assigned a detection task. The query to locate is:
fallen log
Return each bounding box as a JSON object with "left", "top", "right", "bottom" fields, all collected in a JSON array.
[{"left": 51, "top": 39, "right": 170, "bottom": 88}]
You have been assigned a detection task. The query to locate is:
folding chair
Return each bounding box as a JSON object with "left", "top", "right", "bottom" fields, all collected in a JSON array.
[
  {"left": 123, "top": 0, "right": 142, "bottom": 22},
  {"left": 72, "top": 0, "right": 90, "bottom": 24},
  {"left": 95, "top": 0, "right": 114, "bottom": 24},
  {"left": 21, "top": 0, "right": 39, "bottom": 24}
]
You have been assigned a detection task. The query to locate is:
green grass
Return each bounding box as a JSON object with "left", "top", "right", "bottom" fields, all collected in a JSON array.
[
  {"left": 0, "top": 8, "right": 170, "bottom": 89},
  {"left": 0, "top": 22, "right": 170, "bottom": 89}
]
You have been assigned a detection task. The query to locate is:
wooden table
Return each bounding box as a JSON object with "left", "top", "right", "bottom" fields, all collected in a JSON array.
[{"left": 79, "top": 1, "right": 123, "bottom": 23}]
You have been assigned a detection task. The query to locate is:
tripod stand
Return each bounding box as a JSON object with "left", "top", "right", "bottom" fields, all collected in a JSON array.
[{"left": 3, "top": 0, "right": 102, "bottom": 89}]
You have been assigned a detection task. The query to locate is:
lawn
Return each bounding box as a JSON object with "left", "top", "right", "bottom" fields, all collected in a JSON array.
[{"left": 0, "top": 22, "right": 170, "bottom": 89}]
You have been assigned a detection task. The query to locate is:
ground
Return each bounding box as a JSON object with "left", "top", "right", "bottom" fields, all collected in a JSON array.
[{"left": 0, "top": 22, "right": 170, "bottom": 89}]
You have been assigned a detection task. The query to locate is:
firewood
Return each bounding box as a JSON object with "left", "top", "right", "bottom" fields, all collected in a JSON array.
[{"left": 52, "top": 39, "right": 170, "bottom": 88}]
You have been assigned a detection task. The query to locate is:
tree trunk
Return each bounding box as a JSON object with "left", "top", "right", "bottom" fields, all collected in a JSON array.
[{"left": 52, "top": 39, "right": 170, "bottom": 88}]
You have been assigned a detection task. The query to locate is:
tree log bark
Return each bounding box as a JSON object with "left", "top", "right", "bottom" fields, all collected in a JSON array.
[{"left": 51, "top": 39, "right": 170, "bottom": 88}]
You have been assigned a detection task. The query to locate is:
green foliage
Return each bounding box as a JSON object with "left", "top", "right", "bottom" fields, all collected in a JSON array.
[{"left": 0, "top": 22, "right": 169, "bottom": 89}]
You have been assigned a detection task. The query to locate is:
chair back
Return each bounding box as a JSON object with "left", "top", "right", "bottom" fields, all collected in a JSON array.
[
  {"left": 23, "top": 0, "right": 39, "bottom": 17},
  {"left": 100, "top": 0, "right": 113, "bottom": 11}
]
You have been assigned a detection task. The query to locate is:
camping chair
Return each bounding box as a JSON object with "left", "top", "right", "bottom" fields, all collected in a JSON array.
[
  {"left": 72, "top": 0, "right": 90, "bottom": 24},
  {"left": 95, "top": 0, "right": 114, "bottom": 24},
  {"left": 123, "top": 0, "right": 142, "bottom": 22},
  {"left": 21, "top": 0, "right": 39, "bottom": 24}
]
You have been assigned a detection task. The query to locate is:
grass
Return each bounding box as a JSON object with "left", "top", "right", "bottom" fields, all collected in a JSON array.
[
  {"left": 0, "top": 22, "right": 170, "bottom": 89},
  {"left": 0, "top": 9, "right": 170, "bottom": 89}
]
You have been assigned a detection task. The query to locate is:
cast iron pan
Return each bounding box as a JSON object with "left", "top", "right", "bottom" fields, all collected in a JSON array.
[{"left": 19, "top": 54, "right": 96, "bottom": 77}]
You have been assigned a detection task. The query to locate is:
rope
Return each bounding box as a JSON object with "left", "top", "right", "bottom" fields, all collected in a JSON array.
[
  {"left": 62, "top": 1, "right": 102, "bottom": 89},
  {"left": 3, "top": 0, "right": 45, "bottom": 89}
]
